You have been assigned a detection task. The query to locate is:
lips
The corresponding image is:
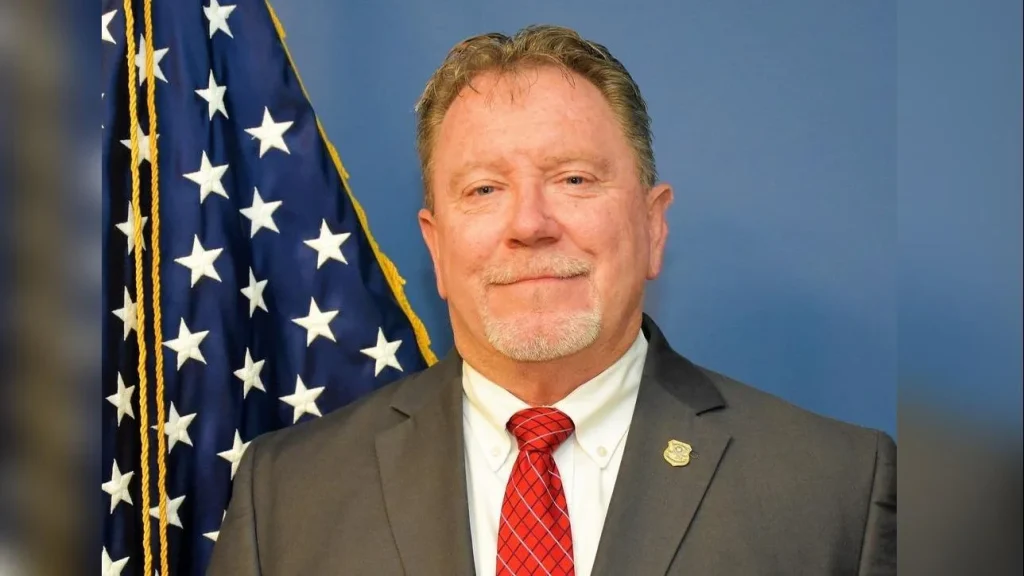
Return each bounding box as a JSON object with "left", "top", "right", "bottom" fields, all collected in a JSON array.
[
  {"left": 499, "top": 274, "right": 582, "bottom": 286},
  {"left": 482, "top": 257, "right": 592, "bottom": 286}
]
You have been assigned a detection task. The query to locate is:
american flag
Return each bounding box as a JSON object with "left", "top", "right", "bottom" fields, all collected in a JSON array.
[{"left": 100, "top": 1, "right": 436, "bottom": 574}]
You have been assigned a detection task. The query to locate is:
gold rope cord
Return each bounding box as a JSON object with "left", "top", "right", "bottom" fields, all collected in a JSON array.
[{"left": 141, "top": 0, "right": 171, "bottom": 573}]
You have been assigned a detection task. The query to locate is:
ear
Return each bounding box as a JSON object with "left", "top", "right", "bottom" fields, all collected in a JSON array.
[
  {"left": 418, "top": 207, "right": 448, "bottom": 300},
  {"left": 645, "top": 183, "right": 674, "bottom": 280}
]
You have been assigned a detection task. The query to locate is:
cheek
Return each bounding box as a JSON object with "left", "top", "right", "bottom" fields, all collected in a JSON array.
[
  {"left": 566, "top": 201, "right": 644, "bottom": 259},
  {"left": 572, "top": 209, "right": 648, "bottom": 291},
  {"left": 437, "top": 220, "right": 499, "bottom": 283}
]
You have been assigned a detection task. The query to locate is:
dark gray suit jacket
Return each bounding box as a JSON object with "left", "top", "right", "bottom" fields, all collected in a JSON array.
[{"left": 208, "top": 315, "right": 896, "bottom": 575}]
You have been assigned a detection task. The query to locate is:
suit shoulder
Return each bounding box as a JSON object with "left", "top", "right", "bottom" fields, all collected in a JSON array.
[
  {"left": 693, "top": 366, "right": 893, "bottom": 524},
  {"left": 699, "top": 366, "right": 889, "bottom": 454}
]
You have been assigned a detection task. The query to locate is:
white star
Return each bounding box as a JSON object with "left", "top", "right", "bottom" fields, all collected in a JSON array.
[
  {"left": 239, "top": 188, "right": 282, "bottom": 237},
  {"left": 174, "top": 235, "right": 222, "bottom": 287},
  {"left": 163, "top": 319, "right": 209, "bottom": 370},
  {"left": 240, "top": 268, "right": 268, "bottom": 317},
  {"left": 244, "top": 107, "right": 293, "bottom": 157},
  {"left": 102, "top": 460, "right": 134, "bottom": 513},
  {"left": 218, "top": 430, "right": 250, "bottom": 479},
  {"left": 102, "top": 547, "right": 129, "bottom": 576},
  {"left": 204, "top": 511, "right": 226, "bottom": 542},
  {"left": 119, "top": 126, "right": 158, "bottom": 165},
  {"left": 133, "top": 34, "right": 169, "bottom": 85},
  {"left": 149, "top": 494, "right": 186, "bottom": 528},
  {"left": 102, "top": 10, "right": 117, "bottom": 44},
  {"left": 106, "top": 373, "right": 136, "bottom": 425},
  {"left": 291, "top": 298, "right": 339, "bottom": 346},
  {"left": 115, "top": 201, "right": 148, "bottom": 252},
  {"left": 303, "top": 220, "right": 351, "bottom": 268},
  {"left": 280, "top": 376, "right": 325, "bottom": 423},
  {"left": 233, "top": 348, "right": 265, "bottom": 398},
  {"left": 361, "top": 327, "right": 404, "bottom": 377},
  {"left": 183, "top": 151, "right": 229, "bottom": 203},
  {"left": 111, "top": 288, "right": 138, "bottom": 341},
  {"left": 204, "top": 0, "right": 237, "bottom": 38},
  {"left": 195, "top": 70, "right": 229, "bottom": 119},
  {"left": 152, "top": 403, "right": 196, "bottom": 453}
]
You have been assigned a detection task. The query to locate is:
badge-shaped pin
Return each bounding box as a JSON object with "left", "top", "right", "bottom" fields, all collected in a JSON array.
[{"left": 663, "top": 440, "right": 692, "bottom": 467}]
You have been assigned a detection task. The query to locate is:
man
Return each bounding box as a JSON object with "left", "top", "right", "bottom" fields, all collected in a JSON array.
[{"left": 209, "top": 25, "right": 896, "bottom": 575}]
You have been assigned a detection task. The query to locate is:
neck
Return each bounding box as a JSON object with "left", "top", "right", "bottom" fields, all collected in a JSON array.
[{"left": 455, "top": 314, "right": 643, "bottom": 405}]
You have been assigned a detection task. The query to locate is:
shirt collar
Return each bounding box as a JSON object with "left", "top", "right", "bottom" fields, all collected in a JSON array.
[
  {"left": 462, "top": 361, "right": 528, "bottom": 471},
  {"left": 462, "top": 328, "right": 647, "bottom": 471}
]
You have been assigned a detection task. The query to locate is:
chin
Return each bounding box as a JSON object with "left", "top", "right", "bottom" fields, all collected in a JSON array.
[{"left": 482, "top": 308, "right": 602, "bottom": 363}]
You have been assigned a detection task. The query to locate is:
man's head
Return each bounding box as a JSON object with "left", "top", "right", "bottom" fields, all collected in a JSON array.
[{"left": 416, "top": 25, "right": 673, "bottom": 365}]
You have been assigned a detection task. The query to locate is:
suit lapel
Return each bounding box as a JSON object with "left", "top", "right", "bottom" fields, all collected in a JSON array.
[
  {"left": 591, "top": 317, "right": 732, "bottom": 576},
  {"left": 375, "top": 353, "right": 476, "bottom": 576}
]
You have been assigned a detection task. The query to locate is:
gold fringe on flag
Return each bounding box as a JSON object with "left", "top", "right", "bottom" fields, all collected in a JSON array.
[{"left": 266, "top": 0, "right": 438, "bottom": 365}]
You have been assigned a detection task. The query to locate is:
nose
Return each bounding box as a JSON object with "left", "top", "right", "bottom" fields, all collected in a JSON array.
[{"left": 505, "top": 182, "right": 561, "bottom": 248}]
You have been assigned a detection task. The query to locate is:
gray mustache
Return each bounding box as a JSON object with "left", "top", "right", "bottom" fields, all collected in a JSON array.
[{"left": 482, "top": 256, "right": 592, "bottom": 285}]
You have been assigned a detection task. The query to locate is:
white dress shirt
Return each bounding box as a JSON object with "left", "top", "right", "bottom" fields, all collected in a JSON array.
[{"left": 462, "top": 329, "right": 648, "bottom": 576}]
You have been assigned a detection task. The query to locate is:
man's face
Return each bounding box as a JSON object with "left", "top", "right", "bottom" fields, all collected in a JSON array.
[{"left": 419, "top": 66, "right": 672, "bottom": 362}]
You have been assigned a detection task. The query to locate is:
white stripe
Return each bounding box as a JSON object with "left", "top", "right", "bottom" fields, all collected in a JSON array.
[
  {"left": 496, "top": 549, "right": 516, "bottom": 575},
  {"left": 522, "top": 428, "right": 574, "bottom": 450}
]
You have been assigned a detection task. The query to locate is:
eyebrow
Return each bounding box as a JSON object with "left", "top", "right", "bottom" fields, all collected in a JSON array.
[
  {"left": 541, "top": 154, "right": 614, "bottom": 175},
  {"left": 446, "top": 159, "right": 512, "bottom": 192}
]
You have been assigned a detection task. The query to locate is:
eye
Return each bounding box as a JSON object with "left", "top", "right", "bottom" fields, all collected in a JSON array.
[
  {"left": 472, "top": 185, "right": 496, "bottom": 196},
  {"left": 565, "top": 175, "right": 587, "bottom": 186}
]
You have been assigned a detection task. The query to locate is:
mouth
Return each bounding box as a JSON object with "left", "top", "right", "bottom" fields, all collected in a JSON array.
[
  {"left": 493, "top": 273, "right": 586, "bottom": 287},
  {"left": 483, "top": 256, "right": 593, "bottom": 287},
  {"left": 508, "top": 277, "right": 562, "bottom": 286}
]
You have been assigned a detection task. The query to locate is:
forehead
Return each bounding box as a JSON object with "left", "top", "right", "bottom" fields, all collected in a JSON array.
[{"left": 432, "top": 66, "right": 632, "bottom": 175}]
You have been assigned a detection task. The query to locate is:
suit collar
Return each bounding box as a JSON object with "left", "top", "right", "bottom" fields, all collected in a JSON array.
[
  {"left": 387, "top": 346, "right": 463, "bottom": 418},
  {"left": 592, "top": 314, "right": 732, "bottom": 576},
  {"left": 638, "top": 312, "right": 727, "bottom": 414},
  {"left": 375, "top": 352, "right": 476, "bottom": 576}
]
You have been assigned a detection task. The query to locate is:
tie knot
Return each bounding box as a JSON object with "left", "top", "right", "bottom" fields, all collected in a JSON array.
[{"left": 506, "top": 407, "right": 575, "bottom": 453}]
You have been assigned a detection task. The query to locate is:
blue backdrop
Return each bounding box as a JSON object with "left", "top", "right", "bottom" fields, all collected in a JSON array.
[{"left": 267, "top": 0, "right": 1024, "bottom": 439}]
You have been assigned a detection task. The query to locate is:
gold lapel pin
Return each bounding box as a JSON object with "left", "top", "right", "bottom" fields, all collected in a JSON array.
[{"left": 663, "top": 439, "right": 692, "bottom": 467}]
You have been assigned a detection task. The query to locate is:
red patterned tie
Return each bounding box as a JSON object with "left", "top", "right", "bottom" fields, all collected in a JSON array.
[{"left": 497, "top": 407, "right": 576, "bottom": 576}]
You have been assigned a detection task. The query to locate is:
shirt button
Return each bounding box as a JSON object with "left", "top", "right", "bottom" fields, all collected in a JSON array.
[
  {"left": 597, "top": 446, "right": 608, "bottom": 457},
  {"left": 491, "top": 447, "right": 500, "bottom": 458}
]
